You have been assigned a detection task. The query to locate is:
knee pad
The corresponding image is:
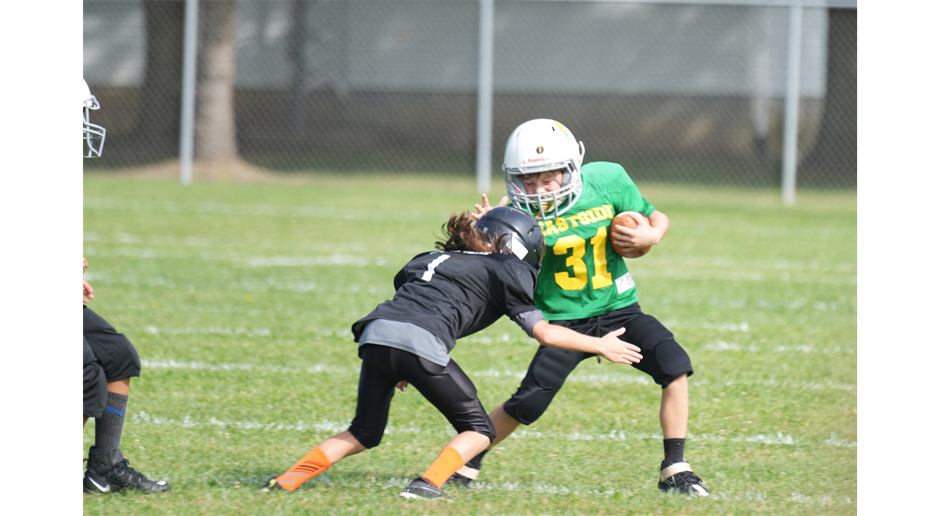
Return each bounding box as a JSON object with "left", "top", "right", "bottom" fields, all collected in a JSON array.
[
  {"left": 652, "top": 340, "right": 694, "bottom": 387},
  {"left": 503, "top": 390, "right": 555, "bottom": 426},
  {"left": 84, "top": 309, "right": 142, "bottom": 380},
  {"left": 503, "top": 347, "right": 584, "bottom": 425},
  {"left": 451, "top": 410, "right": 497, "bottom": 443}
]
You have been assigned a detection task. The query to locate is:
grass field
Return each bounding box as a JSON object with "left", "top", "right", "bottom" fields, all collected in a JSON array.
[{"left": 82, "top": 174, "right": 856, "bottom": 515}]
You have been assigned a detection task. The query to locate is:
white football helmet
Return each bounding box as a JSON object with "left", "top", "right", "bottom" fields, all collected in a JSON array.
[
  {"left": 82, "top": 79, "right": 106, "bottom": 158},
  {"left": 503, "top": 119, "right": 585, "bottom": 220}
]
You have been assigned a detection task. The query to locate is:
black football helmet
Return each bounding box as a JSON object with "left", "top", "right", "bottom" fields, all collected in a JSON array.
[{"left": 476, "top": 206, "right": 546, "bottom": 269}]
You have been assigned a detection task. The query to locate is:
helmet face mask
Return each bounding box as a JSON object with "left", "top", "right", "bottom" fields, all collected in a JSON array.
[
  {"left": 503, "top": 119, "right": 585, "bottom": 220},
  {"left": 507, "top": 168, "right": 574, "bottom": 220},
  {"left": 475, "top": 206, "right": 546, "bottom": 270},
  {"left": 82, "top": 79, "right": 106, "bottom": 158}
]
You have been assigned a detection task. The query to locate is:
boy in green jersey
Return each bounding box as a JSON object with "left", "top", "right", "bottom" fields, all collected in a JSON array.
[{"left": 459, "top": 119, "right": 708, "bottom": 496}]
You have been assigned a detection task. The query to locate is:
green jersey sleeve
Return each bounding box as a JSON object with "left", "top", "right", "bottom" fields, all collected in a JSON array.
[{"left": 603, "top": 163, "right": 655, "bottom": 217}]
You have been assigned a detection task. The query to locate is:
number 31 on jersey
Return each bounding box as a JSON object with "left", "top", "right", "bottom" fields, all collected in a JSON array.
[{"left": 552, "top": 227, "right": 613, "bottom": 291}]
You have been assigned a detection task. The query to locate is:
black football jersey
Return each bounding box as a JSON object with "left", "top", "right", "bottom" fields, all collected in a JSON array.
[{"left": 351, "top": 251, "right": 538, "bottom": 353}]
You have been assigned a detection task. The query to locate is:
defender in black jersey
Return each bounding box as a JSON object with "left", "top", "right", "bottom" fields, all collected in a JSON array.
[{"left": 261, "top": 208, "right": 643, "bottom": 500}]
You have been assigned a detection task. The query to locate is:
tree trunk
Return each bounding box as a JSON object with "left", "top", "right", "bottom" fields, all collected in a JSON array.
[
  {"left": 133, "top": 0, "right": 185, "bottom": 158},
  {"left": 195, "top": 0, "right": 238, "bottom": 163},
  {"left": 802, "top": 9, "right": 856, "bottom": 180}
]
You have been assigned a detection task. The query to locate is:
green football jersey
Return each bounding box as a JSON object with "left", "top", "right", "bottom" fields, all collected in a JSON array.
[{"left": 533, "top": 161, "right": 654, "bottom": 320}]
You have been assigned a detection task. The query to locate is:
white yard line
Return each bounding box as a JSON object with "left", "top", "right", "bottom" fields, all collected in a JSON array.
[
  {"left": 127, "top": 410, "right": 855, "bottom": 448},
  {"left": 704, "top": 341, "right": 856, "bottom": 355}
]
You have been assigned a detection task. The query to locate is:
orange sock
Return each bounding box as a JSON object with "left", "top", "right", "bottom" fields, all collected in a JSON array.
[
  {"left": 421, "top": 446, "right": 465, "bottom": 488},
  {"left": 275, "top": 447, "right": 332, "bottom": 491}
]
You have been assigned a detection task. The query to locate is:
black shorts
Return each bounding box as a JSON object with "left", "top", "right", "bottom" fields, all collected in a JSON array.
[
  {"left": 84, "top": 337, "right": 108, "bottom": 418},
  {"left": 348, "top": 344, "right": 496, "bottom": 449},
  {"left": 502, "top": 302, "right": 693, "bottom": 425},
  {"left": 83, "top": 306, "right": 141, "bottom": 380}
]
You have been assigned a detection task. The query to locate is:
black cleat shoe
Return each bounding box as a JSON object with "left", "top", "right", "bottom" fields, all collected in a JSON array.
[
  {"left": 83, "top": 462, "right": 113, "bottom": 494},
  {"left": 259, "top": 476, "right": 283, "bottom": 493},
  {"left": 400, "top": 476, "right": 447, "bottom": 500},
  {"left": 658, "top": 460, "right": 709, "bottom": 496},
  {"left": 445, "top": 450, "right": 486, "bottom": 488},
  {"left": 443, "top": 471, "right": 474, "bottom": 489},
  {"left": 87, "top": 446, "right": 171, "bottom": 493}
]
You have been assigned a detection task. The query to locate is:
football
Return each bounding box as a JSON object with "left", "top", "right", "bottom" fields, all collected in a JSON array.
[{"left": 610, "top": 211, "right": 652, "bottom": 258}]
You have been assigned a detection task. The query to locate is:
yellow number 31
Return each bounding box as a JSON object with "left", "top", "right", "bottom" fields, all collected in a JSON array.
[{"left": 552, "top": 227, "right": 613, "bottom": 291}]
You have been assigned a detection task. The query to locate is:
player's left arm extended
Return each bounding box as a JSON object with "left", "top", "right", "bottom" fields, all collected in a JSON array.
[{"left": 531, "top": 321, "right": 642, "bottom": 365}]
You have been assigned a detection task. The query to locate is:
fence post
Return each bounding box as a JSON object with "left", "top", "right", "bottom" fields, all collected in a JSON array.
[
  {"left": 781, "top": 0, "right": 803, "bottom": 206},
  {"left": 476, "top": 0, "right": 495, "bottom": 194},
  {"left": 179, "top": 0, "right": 200, "bottom": 185}
]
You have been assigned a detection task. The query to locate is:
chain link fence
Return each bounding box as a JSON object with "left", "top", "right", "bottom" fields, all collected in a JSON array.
[{"left": 83, "top": 0, "right": 856, "bottom": 189}]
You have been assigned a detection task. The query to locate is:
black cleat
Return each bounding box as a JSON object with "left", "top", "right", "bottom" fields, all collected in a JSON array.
[
  {"left": 259, "top": 476, "right": 283, "bottom": 493},
  {"left": 445, "top": 450, "right": 486, "bottom": 489},
  {"left": 658, "top": 460, "right": 709, "bottom": 496},
  {"left": 400, "top": 476, "right": 447, "bottom": 500},
  {"left": 86, "top": 446, "right": 171, "bottom": 493},
  {"left": 443, "top": 471, "right": 474, "bottom": 488},
  {"left": 83, "top": 463, "right": 113, "bottom": 494}
]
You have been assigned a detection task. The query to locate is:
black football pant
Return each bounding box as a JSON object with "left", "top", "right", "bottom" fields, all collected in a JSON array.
[
  {"left": 83, "top": 306, "right": 142, "bottom": 418},
  {"left": 503, "top": 302, "right": 693, "bottom": 425},
  {"left": 348, "top": 344, "right": 496, "bottom": 448}
]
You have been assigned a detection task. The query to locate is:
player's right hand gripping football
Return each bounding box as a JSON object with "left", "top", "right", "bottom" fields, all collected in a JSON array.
[{"left": 597, "top": 328, "right": 643, "bottom": 365}]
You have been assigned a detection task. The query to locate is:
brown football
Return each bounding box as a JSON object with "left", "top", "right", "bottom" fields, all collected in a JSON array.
[{"left": 610, "top": 212, "right": 652, "bottom": 258}]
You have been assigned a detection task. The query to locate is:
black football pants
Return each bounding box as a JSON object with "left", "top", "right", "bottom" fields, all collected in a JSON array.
[
  {"left": 348, "top": 344, "right": 496, "bottom": 448},
  {"left": 503, "top": 302, "right": 693, "bottom": 425}
]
